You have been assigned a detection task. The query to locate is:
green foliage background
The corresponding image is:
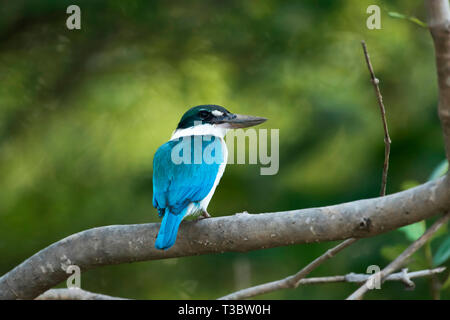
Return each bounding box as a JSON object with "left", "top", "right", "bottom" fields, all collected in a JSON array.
[{"left": 1, "top": 0, "right": 449, "bottom": 299}]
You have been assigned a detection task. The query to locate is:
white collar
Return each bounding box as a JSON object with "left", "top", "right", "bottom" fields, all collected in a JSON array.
[{"left": 170, "top": 124, "right": 228, "bottom": 140}]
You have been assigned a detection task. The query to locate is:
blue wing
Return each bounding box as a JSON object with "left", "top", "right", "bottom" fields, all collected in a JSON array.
[{"left": 152, "top": 135, "right": 224, "bottom": 216}]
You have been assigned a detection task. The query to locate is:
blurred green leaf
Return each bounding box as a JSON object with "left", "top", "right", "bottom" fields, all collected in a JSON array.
[
  {"left": 433, "top": 234, "right": 450, "bottom": 266},
  {"left": 409, "top": 17, "right": 427, "bottom": 28},
  {"left": 388, "top": 12, "right": 406, "bottom": 19},
  {"left": 399, "top": 176, "right": 425, "bottom": 241},
  {"left": 387, "top": 11, "right": 427, "bottom": 28},
  {"left": 381, "top": 244, "right": 408, "bottom": 261},
  {"left": 400, "top": 180, "right": 419, "bottom": 191},
  {"left": 399, "top": 221, "right": 426, "bottom": 242},
  {"left": 442, "top": 274, "right": 450, "bottom": 290},
  {"left": 428, "top": 160, "right": 448, "bottom": 181}
]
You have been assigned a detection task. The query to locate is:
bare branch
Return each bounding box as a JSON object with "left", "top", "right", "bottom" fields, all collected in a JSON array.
[
  {"left": 298, "top": 267, "right": 446, "bottom": 286},
  {"left": 40, "top": 268, "right": 445, "bottom": 300},
  {"left": 218, "top": 238, "right": 357, "bottom": 300},
  {"left": 426, "top": 0, "right": 450, "bottom": 162},
  {"left": 33, "top": 267, "right": 445, "bottom": 300},
  {"left": 361, "top": 40, "right": 391, "bottom": 196},
  {"left": 0, "top": 0, "right": 447, "bottom": 302},
  {"left": 345, "top": 0, "right": 450, "bottom": 301},
  {"left": 347, "top": 212, "right": 450, "bottom": 300},
  {"left": 219, "top": 40, "right": 395, "bottom": 301},
  {"left": 36, "top": 288, "right": 129, "bottom": 300},
  {"left": 0, "top": 175, "right": 449, "bottom": 300}
]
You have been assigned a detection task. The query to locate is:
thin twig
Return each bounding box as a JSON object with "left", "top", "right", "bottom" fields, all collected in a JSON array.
[
  {"left": 361, "top": 40, "right": 391, "bottom": 197},
  {"left": 346, "top": 212, "right": 450, "bottom": 300},
  {"left": 425, "top": 240, "right": 442, "bottom": 299},
  {"left": 218, "top": 40, "right": 394, "bottom": 301},
  {"left": 218, "top": 238, "right": 356, "bottom": 300},
  {"left": 35, "top": 268, "right": 444, "bottom": 300},
  {"left": 298, "top": 267, "right": 445, "bottom": 286}
]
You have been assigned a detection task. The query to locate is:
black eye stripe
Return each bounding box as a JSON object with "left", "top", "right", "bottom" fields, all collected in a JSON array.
[{"left": 199, "top": 110, "right": 211, "bottom": 118}]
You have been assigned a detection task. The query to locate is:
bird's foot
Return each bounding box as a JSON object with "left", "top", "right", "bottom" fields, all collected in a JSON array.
[
  {"left": 202, "top": 210, "right": 211, "bottom": 219},
  {"left": 195, "top": 210, "right": 211, "bottom": 221}
]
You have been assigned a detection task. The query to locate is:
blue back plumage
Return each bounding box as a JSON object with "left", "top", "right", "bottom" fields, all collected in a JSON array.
[
  {"left": 153, "top": 135, "right": 223, "bottom": 250},
  {"left": 154, "top": 207, "right": 186, "bottom": 250}
]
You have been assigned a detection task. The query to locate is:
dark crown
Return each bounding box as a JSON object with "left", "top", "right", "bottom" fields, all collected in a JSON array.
[{"left": 177, "top": 105, "right": 230, "bottom": 129}]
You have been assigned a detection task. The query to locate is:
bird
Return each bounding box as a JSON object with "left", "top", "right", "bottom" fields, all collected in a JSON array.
[{"left": 152, "top": 105, "right": 267, "bottom": 250}]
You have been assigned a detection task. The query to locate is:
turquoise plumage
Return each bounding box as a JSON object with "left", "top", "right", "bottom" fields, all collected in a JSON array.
[
  {"left": 152, "top": 135, "right": 223, "bottom": 249},
  {"left": 152, "top": 105, "right": 266, "bottom": 250}
]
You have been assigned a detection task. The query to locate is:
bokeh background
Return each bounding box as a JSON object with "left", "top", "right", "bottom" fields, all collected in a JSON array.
[{"left": 1, "top": 0, "right": 449, "bottom": 299}]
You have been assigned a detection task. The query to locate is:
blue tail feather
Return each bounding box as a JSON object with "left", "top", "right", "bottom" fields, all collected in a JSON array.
[{"left": 155, "top": 210, "right": 185, "bottom": 250}]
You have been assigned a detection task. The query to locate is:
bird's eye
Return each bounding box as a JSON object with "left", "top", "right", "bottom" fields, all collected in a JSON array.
[{"left": 199, "top": 110, "right": 210, "bottom": 119}]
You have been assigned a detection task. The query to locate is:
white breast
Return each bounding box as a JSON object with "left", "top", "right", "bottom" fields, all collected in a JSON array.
[
  {"left": 169, "top": 124, "right": 229, "bottom": 218},
  {"left": 181, "top": 136, "right": 227, "bottom": 218},
  {"left": 198, "top": 137, "right": 228, "bottom": 211}
]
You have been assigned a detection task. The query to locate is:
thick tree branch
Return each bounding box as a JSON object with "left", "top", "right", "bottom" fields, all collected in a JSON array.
[
  {"left": 36, "top": 288, "right": 128, "bottom": 300},
  {"left": 426, "top": 0, "right": 450, "bottom": 162},
  {"left": 1, "top": 176, "right": 450, "bottom": 299}
]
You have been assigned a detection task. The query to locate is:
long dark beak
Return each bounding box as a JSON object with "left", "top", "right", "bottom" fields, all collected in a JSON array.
[{"left": 216, "top": 113, "right": 267, "bottom": 129}]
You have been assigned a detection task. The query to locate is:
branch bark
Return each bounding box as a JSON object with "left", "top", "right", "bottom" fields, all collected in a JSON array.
[
  {"left": 35, "top": 267, "right": 445, "bottom": 300},
  {"left": 285, "top": 267, "right": 446, "bottom": 287},
  {"left": 361, "top": 40, "right": 391, "bottom": 197},
  {"left": 218, "top": 238, "right": 357, "bottom": 300},
  {"left": 426, "top": 0, "right": 450, "bottom": 162},
  {"left": 347, "top": 212, "right": 450, "bottom": 300},
  {"left": 36, "top": 288, "right": 128, "bottom": 300},
  {"left": 1, "top": 176, "right": 450, "bottom": 299}
]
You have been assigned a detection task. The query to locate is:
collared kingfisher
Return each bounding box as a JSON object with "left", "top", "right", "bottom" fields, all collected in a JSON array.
[{"left": 152, "top": 105, "right": 267, "bottom": 250}]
